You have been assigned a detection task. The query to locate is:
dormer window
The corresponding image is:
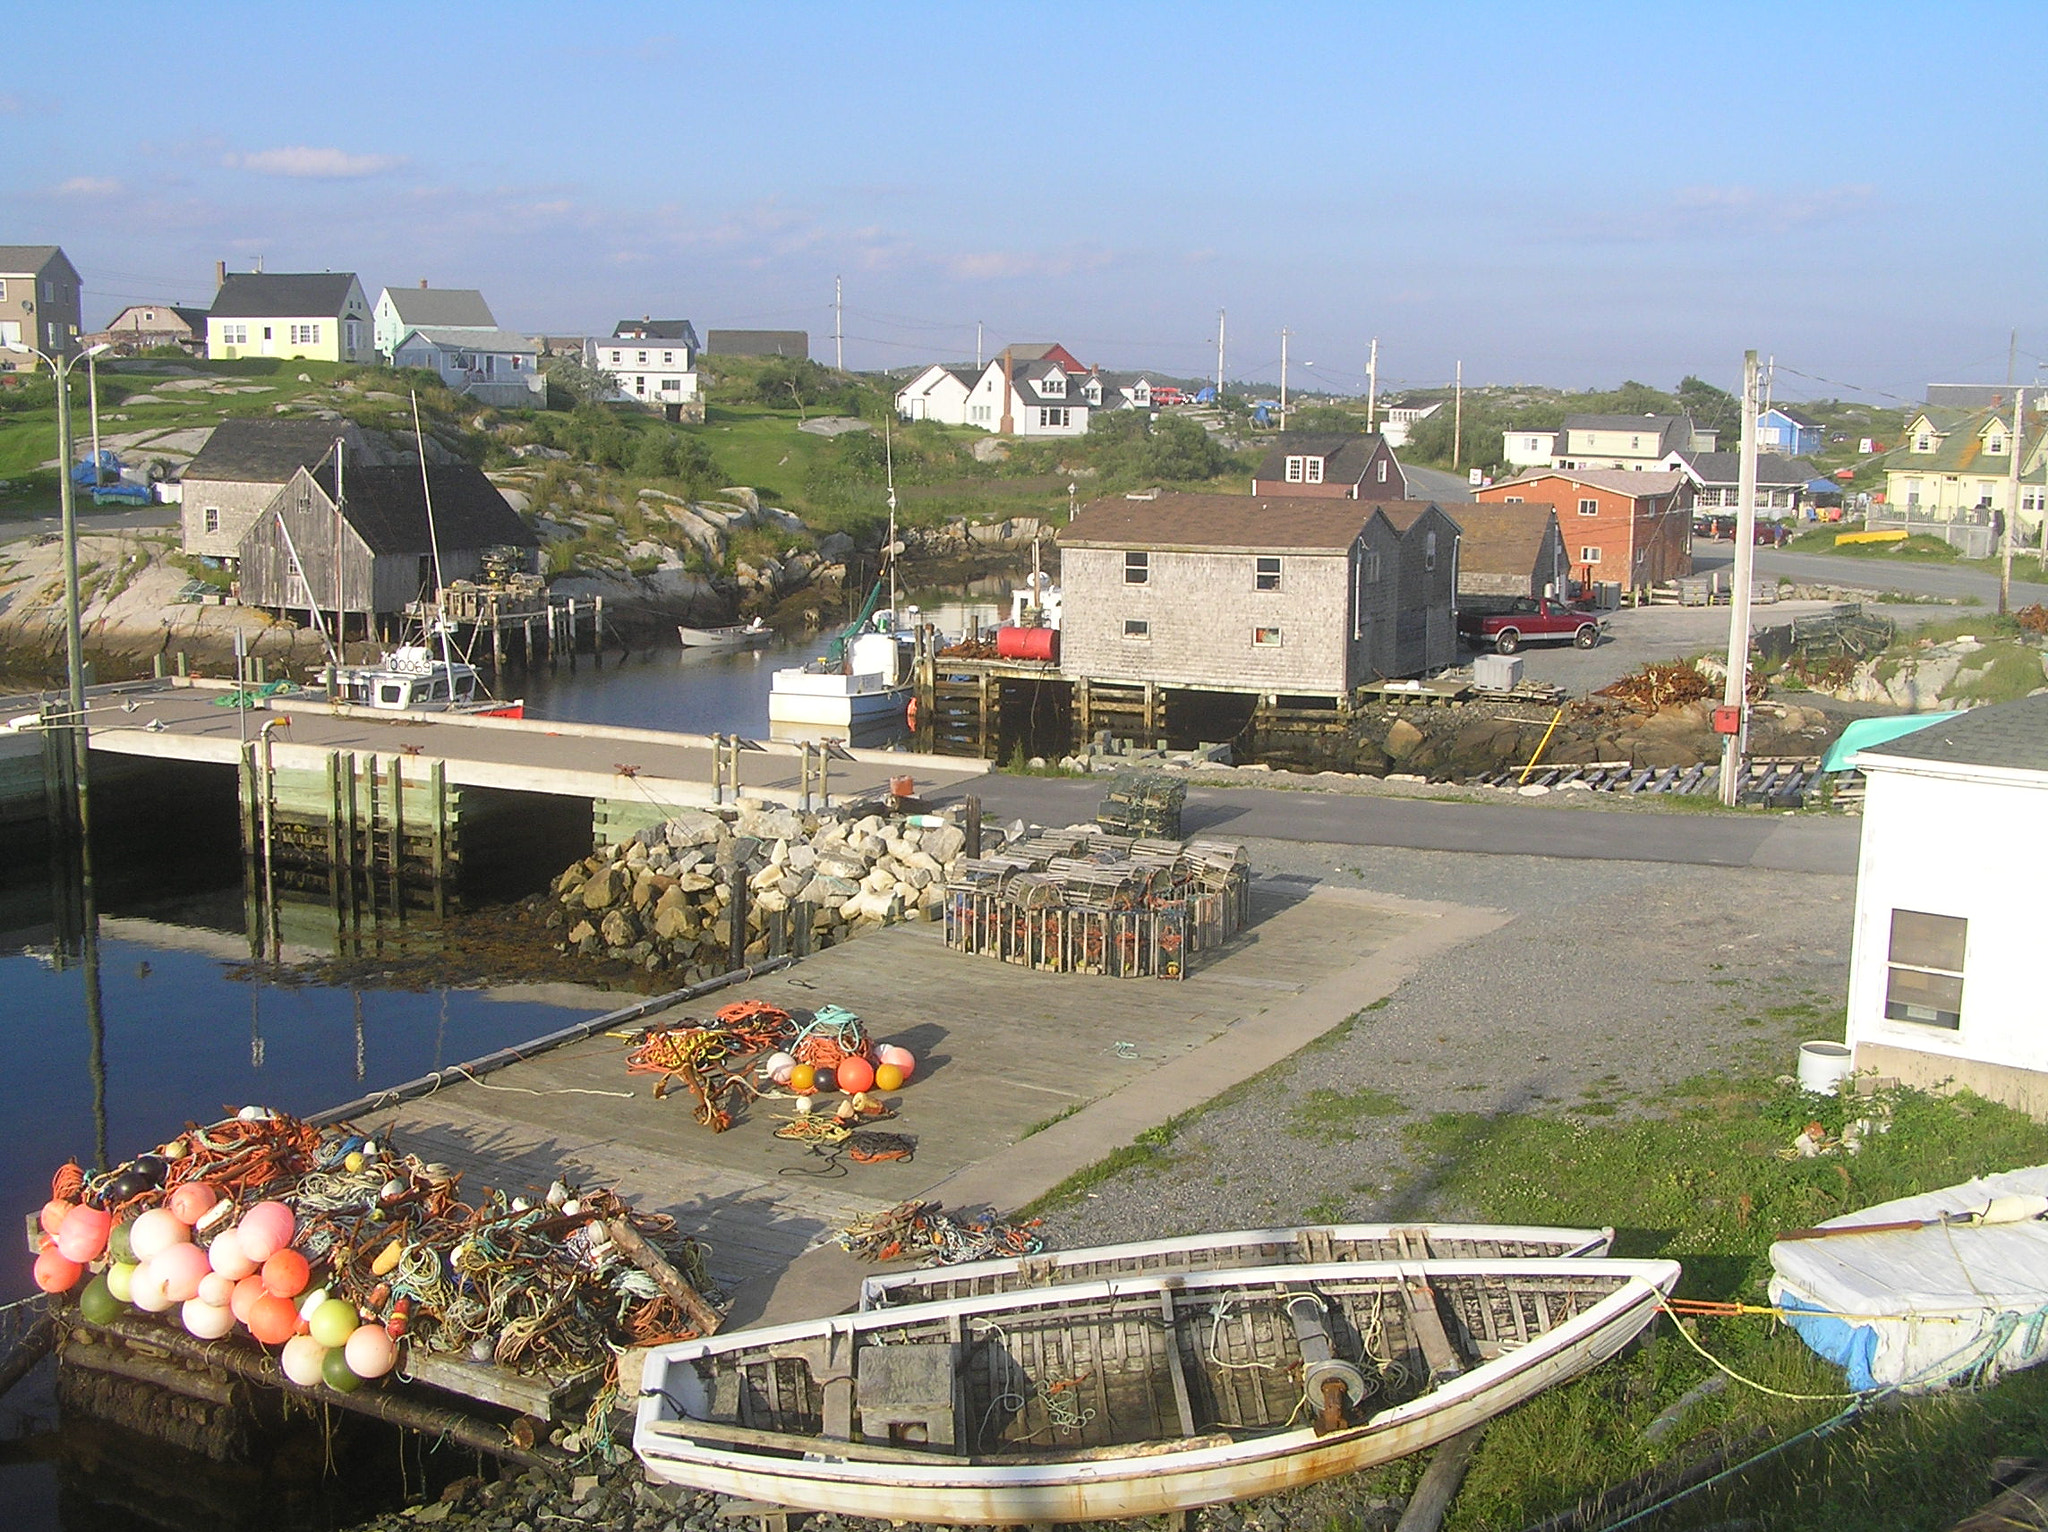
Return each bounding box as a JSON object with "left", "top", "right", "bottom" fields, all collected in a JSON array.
[
  {"left": 1284, "top": 456, "right": 1324, "bottom": 484},
  {"left": 1915, "top": 435, "right": 1933, "bottom": 452},
  {"left": 1040, "top": 371, "right": 1065, "bottom": 397},
  {"left": 1989, "top": 436, "right": 2007, "bottom": 454}
]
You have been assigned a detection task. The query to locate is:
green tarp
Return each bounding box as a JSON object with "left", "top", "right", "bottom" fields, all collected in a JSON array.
[{"left": 1820, "top": 710, "right": 1961, "bottom": 773}]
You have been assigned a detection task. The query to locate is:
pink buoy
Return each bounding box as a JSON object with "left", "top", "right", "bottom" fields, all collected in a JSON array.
[
  {"left": 197, "top": 1271, "right": 235, "bottom": 1308},
  {"left": 155, "top": 1242, "right": 212, "bottom": 1303},
  {"left": 128, "top": 1208, "right": 189, "bottom": 1262},
  {"left": 167, "top": 1181, "right": 220, "bottom": 1226},
  {"left": 207, "top": 1227, "right": 258, "bottom": 1280},
  {"left": 181, "top": 1299, "right": 236, "bottom": 1340},
  {"left": 343, "top": 1323, "right": 398, "bottom": 1379},
  {"left": 236, "top": 1201, "right": 295, "bottom": 1262},
  {"left": 33, "top": 1248, "right": 82, "bottom": 1295},
  {"left": 55, "top": 1205, "right": 112, "bottom": 1264}
]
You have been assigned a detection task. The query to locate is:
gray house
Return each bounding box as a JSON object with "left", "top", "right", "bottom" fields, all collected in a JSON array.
[
  {"left": 1057, "top": 492, "right": 1460, "bottom": 696},
  {"left": 236, "top": 461, "right": 538, "bottom": 636},
  {"left": 1452, "top": 502, "right": 1569, "bottom": 603},
  {"left": 179, "top": 418, "right": 375, "bottom": 561}
]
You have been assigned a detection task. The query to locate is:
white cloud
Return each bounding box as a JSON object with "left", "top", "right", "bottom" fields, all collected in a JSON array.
[
  {"left": 51, "top": 176, "right": 121, "bottom": 197},
  {"left": 227, "top": 146, "right": 403, "bottom": 179}
]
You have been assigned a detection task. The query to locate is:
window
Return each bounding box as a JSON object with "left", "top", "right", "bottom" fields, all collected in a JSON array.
[
  {"left": 1364, "top": 549, "right": 1382, "bottom": 583},
  {"left": 1578, "top": 497, "right": 1599, "bottom": 517},
  {"left": 1038, "top": 407, "right": 1070, "bottom": 428},
  {"left": 344, "top": 320, "right": 360, "bottom": 351},
  {"left": 1376, "top": 460, "right": 1388, "bottom": 482},
  {"left": 203, "top": 507, "right": 220, "bottom": 534},
  {"left": 609, "top": 350, "right": 623, "bottom": 364},
  {"left": 0, "top": 280, "right": 7, "bottom": 300},
  {"left": 662, "top": 352, "right": 674, "bottom": 364},
  {"left": 1040, "top": 372, "right": 1065, "bottom": 397},
  {"left": 1124, "top": 550, "right": 1149, "bottom": 584},
  {"left": 1284, "top": 455, "right": 1323, "bottom": 483},
  {"left": 1915, "top": 435, "right": 1932, "bottom": 452},
  {"left": 1504, "top": 495, "right": 1523, "bottom": 503},
  {"left": 1989, "top": 436, "right": 2006, "bottom": 454},
  {"left": 1425, "top": 530, "right": 1438, "bottom": 571},
  {"left": 1123, "top": 618, "right": 1150, "bottom": 639},
  {"left": 288, "top": 323, "right": 321, "bottom": 345},
  {"left": 262, "top": 326, "right": 273, "bottom": 341},
  {"left": 42, "top": 280, "right": 53, "bottom": 302},
  {"left": 222, "top": 323, "right": 248, "bottom": 346},
  {"left": 635, "top": 376, "right": 646, "bottom": 393},
  {"left": 1255, "top": 556, "right": 1281, "bottom": 591},
  {"left": 1885, "top": 910, "right": 1966, "bottom": 1028},
  {"left": 1630, "top": 435, "right": 1641, "bottom": 450},
  {"left": 638, "top": 352, "right": 648, "bottom": 364},
  {"left": 661, "top": 377, "right": 681, "bottom": 392},
  {"left": 1253, "top": 626, "right": 1283, "bottom": 646},
  {"left": 1523, "top": 436, "right": 1541, "bottom": 451},
  {"left": 1580, "top": 546, "right": 1602, "bottom": 563}
]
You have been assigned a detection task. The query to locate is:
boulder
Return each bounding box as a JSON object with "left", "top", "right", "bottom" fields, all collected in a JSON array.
[
  {"left": 651, "top": 904, "right": 696, "bottom": 942},
  {"left": 567, "top": 919, "right": 596, "bottom": 945},
  {"left": 924, "top": 824, "right": 966, "bottom": 863},
  {"left": 1384, "top": 718, "right": 1426, "bottom": 761},
  {"left": 580, "top": 866, "right": 625, "bottom": 910},
  {"left": 600, "top": 909, "right": 638, "bottom": 947},
  {"left": 664, "top": 811, "right": 727, "bottom": 848}
]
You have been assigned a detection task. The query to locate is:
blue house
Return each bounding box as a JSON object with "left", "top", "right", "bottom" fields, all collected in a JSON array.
[{"left": 1758, "top": 405, "right": 1822, "bottom": 457}]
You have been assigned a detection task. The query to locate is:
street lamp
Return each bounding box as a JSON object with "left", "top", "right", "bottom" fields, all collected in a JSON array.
[{"left": 4, "top": 338, "right": 111, "bottom": 839}]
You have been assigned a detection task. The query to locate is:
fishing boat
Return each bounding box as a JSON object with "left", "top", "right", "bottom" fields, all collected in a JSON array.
[
  {"left": 859, "top": 1222, "right": 1615, "bottom": 1309},
  {"left": 679, "top": 618, "right": 771, "bottom": 649},
  {"left": 1769, "top": 1164, "right": 2048, "bottom": 1393},
  {"left": 635, "top": 1256, "right": 1680, "bottom": 1523},
  {"left": 330, "top": 645, "right": 524, "bottom": 717}
]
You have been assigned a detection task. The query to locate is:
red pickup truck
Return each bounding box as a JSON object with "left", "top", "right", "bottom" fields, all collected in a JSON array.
[{"left": 1457, "top": 597, "right": 1603, "bottom": 654}]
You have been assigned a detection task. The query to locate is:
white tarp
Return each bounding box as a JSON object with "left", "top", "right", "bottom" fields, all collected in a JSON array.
[{"left": 1768, "top": 1165, "right": 2048, "bottom": 1392}]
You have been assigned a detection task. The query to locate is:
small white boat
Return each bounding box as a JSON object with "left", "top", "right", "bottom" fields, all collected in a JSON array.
[
  {"left": 767, "top": 626, "right": 912, "bottom": 737},
  {"left": 679, "top": 618, "right": 771, "bottom": 649},
  {"left": 1770, "top": 1164, "right": 2048, "bottom": 1393},
  {"left": 332, "top": 646, "right": 523, "bottom": 717},
  {"left": 859, "top": 1222, "right": 1615, "bottom": 1309},
  {"left": 634, "top": 1256, "right": 1679, "bottom": 1523}
]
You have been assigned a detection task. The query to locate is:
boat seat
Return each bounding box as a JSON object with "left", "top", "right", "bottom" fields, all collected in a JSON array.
[{"left": 857, "top": 1342, "right": 963, "bottom": 1450}]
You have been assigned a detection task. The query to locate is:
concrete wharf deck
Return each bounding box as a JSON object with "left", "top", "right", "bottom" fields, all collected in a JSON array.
[
  {"left": 32, "top": 678, "right": 989, "bottom": 813},
  {"left": 349, "top": 878, "right": 1503, "bottom": 1332}
]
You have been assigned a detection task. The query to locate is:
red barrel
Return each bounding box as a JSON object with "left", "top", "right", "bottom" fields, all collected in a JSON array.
[{"left": 995, "top": 625, "right": 1059, "bottom": 662}]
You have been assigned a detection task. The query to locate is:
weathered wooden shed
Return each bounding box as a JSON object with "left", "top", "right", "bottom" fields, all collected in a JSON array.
[
  {"left": 1450, "top": 501, "right": 1569, "bottom": 604},
  {"left": 1376, "top": 502, "right": 1464, "bottom": 677},
  {"left": 236, "top": 460, "right": 538, "bottom": 637}
]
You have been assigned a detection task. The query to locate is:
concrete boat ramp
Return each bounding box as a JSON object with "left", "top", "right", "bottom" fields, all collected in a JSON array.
[{"left": 346, "top": 878, "right": 1504, "bottom": 1330}]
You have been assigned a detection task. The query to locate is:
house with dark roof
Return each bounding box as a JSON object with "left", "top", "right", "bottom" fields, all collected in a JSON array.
[
  {"left": 179, "top": 418, "right": 377, "bottom": 560},
  {"left": 613, "top": 318, "right": 701, "bottom": 348},
  {"left": 1502, "top": 414, "right": 1717, "bottom": 472},
  {"left": 1757, "top": 405, "right": 1821, "bottom": 457},
  {"left": 1663, "top": 450, "right": 1820, "bottom": 520},
  {"left": 207, "top": 269, "right": 371, "bottom": 363},
  {"left": 1056, "top": 491, "right": 1460, "bottom": 698},
  {"left": 236, "top": 461, "right": 538, "bottom": 632},
  {"left": 0, "top": 245, "right": 82, "bottom": 370},
  {"left": 95, "top": 303, "right": 210, "bottom": 355},
  {"left": 1843, "top": 693, "right": 2048, "bottom": 1118},
  {"left": 958, "top": 349, "right": 1100, "bottom": 436},
  {"left": 705, "top": 329, "right": 808, "bottom": 359},
  {"left": 373, "top": 284, "right": 499, "bottom": 361},
  {"left": 1249, "top": 432, "right": 1405, "bottom": 499},
  {"left": 585, "top": 332, "right": 701, "bottom": 419},
  {"left": 1451, "top": 502, "right": 1569, "bottom": 603},
  {"left": 894, "top": 363, "right": 982, "bottom": 425}
]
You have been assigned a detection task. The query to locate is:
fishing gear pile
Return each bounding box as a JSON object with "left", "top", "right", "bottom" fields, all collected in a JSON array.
[
  {"left": 29, "top": 1106, "right": 721, "bottom": 1394},
  {"left": 836, "top": 1199, "right": 1045, "bottom": 1266}
]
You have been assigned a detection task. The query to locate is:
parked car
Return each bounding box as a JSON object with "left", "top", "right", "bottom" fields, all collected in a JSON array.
[{"left": 1456, "top": 596, "right": 1603, "bottom": 654}]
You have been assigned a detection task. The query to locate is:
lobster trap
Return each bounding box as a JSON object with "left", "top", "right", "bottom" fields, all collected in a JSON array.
[
  {"left": 943, "top": 834, "right": 1250, "bottom": 980},
  {"left": 1096, "top": 769, "right": 1188, "bottom": 839}
]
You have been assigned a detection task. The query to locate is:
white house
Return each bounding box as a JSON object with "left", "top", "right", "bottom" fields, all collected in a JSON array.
[
  {"left": 959, "top": 351, "right": 1096, "bottom": 437},
  {"left": 1503, "top": 428, "right": 1561, "bottom": 468},
  {"left": 1379, "top": 401, "right": 1442, "bottom": 448},
  {"left": 1500, "top": 415, "right": 1717, "bottom": 472},
  {"left": 374, "top": 284, "right": 498, "bottom": 361},
  {"left": 1843, "top": 697, "right": 2048, "bottom": 1118},
  {"left": 895, "top": 364, "right": 979, "bottom": 424},
  {"left": 391, "top": 326, "right": 543, "bottom": 406},
  {"left": 585, "top": 334, "right": 700, "bottom": 417}
]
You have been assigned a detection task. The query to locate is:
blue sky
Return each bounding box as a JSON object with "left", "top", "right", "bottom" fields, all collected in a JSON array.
[{"left": 8, "top": 2, "right": 2046, "bottom": 402}]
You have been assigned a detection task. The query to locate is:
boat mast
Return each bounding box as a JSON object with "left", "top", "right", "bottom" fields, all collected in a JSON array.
[
  {"left": 884, "top": 422, "right": 898, "bottom": 624},
  {"left": 410, "top": 391, "right": 459, "bottom": 698}
]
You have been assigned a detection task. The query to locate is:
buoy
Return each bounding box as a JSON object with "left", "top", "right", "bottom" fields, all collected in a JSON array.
[
  {"left": 207, "top": 1227, "right": 258, "bottom": 1279},
  {"left": 836, "top": 1055, "right": 875, "bottom": 1094},
  {"left": 105, "top": 1261, "right": 137, "bottom": 1304},
  {"left": 198, "top": 1271, "right": 235, "bottom": 1308},
  {"left": 79, "top": 1274, "right": 120, "bottom": 1325},
  {"left": 39, "top": 1199, "right": 75, "bottom": 1238},
  {"left": 322, "top": 1346, "right": 364, "bottom": 1392},
  {"left": 246, "top": 1292, "right": 300, "bottom": 1346},
  {"left": 762, "top": 1051, "right": 796, "bottom": 1084},
  {"left": 182, "top": 1299, "right": 236, "bottom": 1340},
  {"left": 262, "top": 1247, "right": 311, "bottom": 1299},
  {"left": 309, "top": 1298, "right": 360, "bottom": 1349},
  {"left": 345, "top": 1323, "right": 398, "bottom": 1379},
  {"left": 236, "top": 1201, "right": 295, "bottom": 1262},
  {"left": 107, "top": 1219, "right": 137, "bottom": 1265},
  {"left": 33, "top": 1248, "right": 82, "bottom": 1294},
  {"left": 369, "top": 1239, "right": 404, "bottom": 1278},
  {"left": 812, "top": 1064, "right": 839, "bottom": 1094},
  {"left": 280, "top": 1334, "right": 328, "bottom": 1387},
  {"left": 129, "top": 1208, "right": 190, "bottom": 1262},
  {"left": 129, "top": 1260, "right": 174, "bottom": 1313},
  {"left": 230, "top": 1273, "right": 267, "bottom": 1324},
  {"left": 873, "top": 1063, "right": 905, "bottom": 1092},
  {"left": 55, "top": 1204, "right": 112, "bottom": 1264},
  {"left": 789, "top": 1063, "right": 816, "bottom": 1094},
  {"left": 343, "top": 1151, "right": 366, "bottom": 1174},
  {"left": 155, "top": 1242, "right": 211, "bottom": 1303},
  {"left": 386, "top": 1296, "right": 412, "bottom": 1339},
  {"left": 876, "top": 1044, "right": 916, "bottom": 1081},
  {"left": 166, "top": 1181, "right": 220, "bottom": 1226}
]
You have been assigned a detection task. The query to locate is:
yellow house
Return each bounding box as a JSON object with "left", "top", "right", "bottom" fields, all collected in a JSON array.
[
  {"left": 206, "top": 270, "right": 371, "bottom": 363},
  {"left": 1883, "top": 403, "right": 2048, "bottom": 535}
]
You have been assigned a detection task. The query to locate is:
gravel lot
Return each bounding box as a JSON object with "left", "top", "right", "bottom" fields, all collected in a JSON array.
[{"left": 1042, "top": 836, "right": 1855, "bottom": 1248}]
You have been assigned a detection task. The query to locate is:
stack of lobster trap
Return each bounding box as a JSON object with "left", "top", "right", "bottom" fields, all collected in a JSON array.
[{"left": 942, "top": 830, "right": 1250, "bottom": 980}]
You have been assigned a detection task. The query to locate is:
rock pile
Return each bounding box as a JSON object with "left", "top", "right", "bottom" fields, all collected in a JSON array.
[
  {"left": 1832, "top": 633, "right": 2048, "bottom": 710},
  {"left": 547, "top": 805, "right": 976, "bottom": 978}
]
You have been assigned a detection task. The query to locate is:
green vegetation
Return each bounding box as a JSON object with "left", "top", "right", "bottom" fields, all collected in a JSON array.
[{"left": 1287, "top": 1086, "right": 1405, "bottom": 1139}]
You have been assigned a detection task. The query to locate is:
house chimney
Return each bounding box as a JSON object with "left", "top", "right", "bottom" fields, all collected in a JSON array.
[
  {"left": 419, "top": 278, "right": 428, "bottom": 289},
  {"left": 215, "top": 259, "right": 227, "bottom": 289},
  {"left": 999, "top": 348, "right": 1015, "bottom": 436}
]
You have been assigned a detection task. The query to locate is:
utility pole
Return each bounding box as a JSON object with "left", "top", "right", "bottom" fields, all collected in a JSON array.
[
  {"left": 1452, "top": 360, "right": 1463, "bottom": 470},
  {"left": 975, "top": 320, "right": 983, "bottom": 370},
  {"left": 1366, "top": 337, "right": 1378, "bottom": 434},
  {"left": 1720, "top": 349, "right": 1761, "bottom": 808},
  {"left": 1216, "top": 309, "right": 1226, "bottom": 396},
  {"left": 833, "top": 275, "right": 843, "bottom": 371},
  {"left": 1279, "top": 328, "right": 1290, "bottom": 430},
  {"left": 2002, "top": 387, "right": 2025, "bottom": 615},
  {"left": 2009, "top": 328, "right": 2019, "bottom": 387},
  {"left": 88, "top": 349, "right": 102, "bottom": 490}
]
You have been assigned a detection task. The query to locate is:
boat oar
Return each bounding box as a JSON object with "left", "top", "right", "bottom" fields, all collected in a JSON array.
[{"left": 1778, "top": 1194, "right": 2048, "bottom": 1242}]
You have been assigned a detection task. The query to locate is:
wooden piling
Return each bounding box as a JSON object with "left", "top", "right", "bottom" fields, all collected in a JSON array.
[
  {"left": 325, "top": 751, "right": 343, "bottom": 922},
  {"left": 174, "top": 651, "right": 188, "bottom": 678},
  {"left": 364, "top": 756, "right": 380, "bottom": 920},
  {"left": 341, "top": 752, "right": 359, "bottom": 930},
  {"left": 430, "top": 759, "right": 448, "bottom": 919},
  {"left": 567, "top": 601, "right": 578, "bottom": 671},
  {"left": 593, "top": 596, "right": 604, "bottom": 669},
  {"left": 388, "top": 753, "right": 404, "bottom": 917}
]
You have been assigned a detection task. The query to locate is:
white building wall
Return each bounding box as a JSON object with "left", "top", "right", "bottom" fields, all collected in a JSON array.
[
  {"left": 588, "top": 338, "right": 698, "bottom": 404},
  {"left": 1845, "top": 763, "right": 2048, "bottom": 1112},
  {"left": 1502, "top": 431, "right": 1558, "bottom": 468}
]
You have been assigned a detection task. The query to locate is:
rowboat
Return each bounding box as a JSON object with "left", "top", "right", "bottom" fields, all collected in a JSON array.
[
  {"left": 679, "top": 619, "right": 770, "bottom": 648},
  {"left": 859, "top": 1222, "right": 1616, "bottom": 1309},
  {"left": 635, "top": 1256, "right": 1680, "bottom": 1523}
]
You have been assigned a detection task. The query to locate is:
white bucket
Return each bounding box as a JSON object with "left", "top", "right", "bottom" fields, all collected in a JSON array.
[{"left": 1797, "top": 1040, "right": 1854, "bottom": 1095}]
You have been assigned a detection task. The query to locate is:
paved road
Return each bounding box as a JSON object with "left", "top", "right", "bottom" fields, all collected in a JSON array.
[
  {"left": 940, "top": 774, "right": 1858, "bottom": 874},
  {"left": 1693, "top": 542, "right": 2048, "bottom": 606},
  {"left": 0, "top": 505, "right": 178, "bottom": 543}
]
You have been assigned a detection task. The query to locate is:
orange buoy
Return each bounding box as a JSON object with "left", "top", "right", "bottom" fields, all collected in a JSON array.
[{"left": 262, "top": 1248, "right": 311, "bottom": 1299}]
